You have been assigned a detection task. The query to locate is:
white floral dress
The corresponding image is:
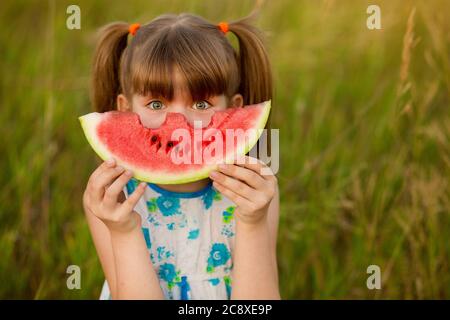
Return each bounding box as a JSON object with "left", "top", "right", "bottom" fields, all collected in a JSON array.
[{"left": 99, "top": 177, "right": 236, "bottom": 300}]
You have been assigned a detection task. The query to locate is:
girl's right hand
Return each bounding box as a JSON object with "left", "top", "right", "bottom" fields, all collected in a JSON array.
[{"left": 82, "top": 158, "right": 147, "bottom": 234}]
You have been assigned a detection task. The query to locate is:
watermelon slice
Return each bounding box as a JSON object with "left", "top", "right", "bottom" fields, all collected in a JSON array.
[{"left": 79, "top": 100, "right": 271, "bottom": 184}]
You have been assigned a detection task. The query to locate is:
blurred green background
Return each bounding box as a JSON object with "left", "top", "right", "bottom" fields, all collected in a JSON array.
[{"left": 0, "top": 0, "right": 449, "bottom": 299}]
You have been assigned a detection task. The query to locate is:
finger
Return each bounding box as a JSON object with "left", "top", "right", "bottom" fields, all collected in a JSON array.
[
  {"left": 235, "top": 156, "right": 275, "bottom": 180},
  {"left": 90, "top": 165, "right": 126, "bottom": 203},
  {"left": 118, "top": 181, "right": 147, "bottom": 214},
  {"left": 217, "top": 164, "right": 266, "bottom": 189},
  {"left": 209, "top": 170, "right": 255, "bottom": 201},
  {"left": 212, "top": 180, "right": 253, "bottom": 208},
  {"left": 89, "top": 158, "right": 116, "bottom": 185},
  {"left": 103, "top": 169, "right": 134, "bottom": 208}
]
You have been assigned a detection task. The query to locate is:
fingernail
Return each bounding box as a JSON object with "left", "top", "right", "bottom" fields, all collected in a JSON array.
[
  {"left": 209, "top": 171, "right": 218, "bottom": 178},
  {"left": 116, "top": 166, "right": 124, "bottom": 172},
  {"left": 125, "top": 169, "right": 133, "bottom": 176},
  {"left": 106, "top": 158, "right": 115, "bottom": 165},
  {"left": 218, "top": 164, "right": 226, "bottom": 170},
  {"left": 139, "top": 182, "right": 146, "bottom": 188}
]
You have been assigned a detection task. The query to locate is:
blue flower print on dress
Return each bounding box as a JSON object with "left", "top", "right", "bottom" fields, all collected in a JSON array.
[
  {"left": 126, "top": 178, "right": 139, "bottom": 195},
  {"left": 221, "top": 226, "right": 235, "bottom": 238},
  {"left": 150, "top": 252, "right": 156, "bottom": 264},
  {"left": 202, "top": 187, "right": 222, "bottom": 209},
  {"left": 147, "top": 213, "right": 161, "bottom": 227},
  {"left": 208, "top": 278, "right": 220, "bottom": 286},
  {"left": 166, "top": 218, "right": 188, "bottom": 231},
  {"left": 146, "top": 198, "right": 162, "bottom": 227},
  {"left": 158, "top": 263, "right": 182, "bottom": 289},
  {"left": 156, "top": 196, "right": 181, "bottom": 216},
  {"left": 222, "top": 206, "right": 235, "bottom": 223},
  {"left": 142, "top": 227, "right": 151, "bottom": 249},
  {"left": 179, "top": 276, "right": 191, "bottom": 300},
  {"left": 224, "top": 275, "right": 232, "bottom": 299},
  {"left": 188, "top": 228, "right": 200, "bottom": 240},
  {"left": 146, "top": 198, "right": 157, "bottom": 212},
  {"left": 206, "top": 243, "right": 231, "bottom": 273},
  {"left": 156, "top": 246, "right": 174, "bottom": 261},
  {"left": 167, "top": 223, "right": 175, "bottom": 230},
  {"left": 221, "top": 206, "right": 236, "bottom": 238}
]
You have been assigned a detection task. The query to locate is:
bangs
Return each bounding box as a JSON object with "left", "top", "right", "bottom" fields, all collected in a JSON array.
[{"left": 127, "top": 24, "right": 238, "bottom": 102}]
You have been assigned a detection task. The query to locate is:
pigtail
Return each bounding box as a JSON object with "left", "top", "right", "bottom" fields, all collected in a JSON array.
[
  {"left": 90, "top": 22, "right": 129, "bottom": 112},
  {"left": 228, "top": 8, "right": 273, "bottom": 158},
  {"left": 228, "top": 11, "right": 273, "bottom": 105}
]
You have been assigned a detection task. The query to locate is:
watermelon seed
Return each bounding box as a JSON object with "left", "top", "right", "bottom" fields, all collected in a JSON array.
[
  {"left": 165, "top": 141, "right": 179, "bottom": 153},
  {"left": 150, "top": 134, "right": 159, "bottom": 145},
  {"left": 156, "top": 141, "right": 162, "bottom": 151},
  {"left": 202, "top": 140, "right": 213, "bottom": 147}
]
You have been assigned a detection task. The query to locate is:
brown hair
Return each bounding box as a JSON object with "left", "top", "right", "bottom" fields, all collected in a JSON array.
[{"left": 90, "top": 11, "right": 272, "bottom": 113}]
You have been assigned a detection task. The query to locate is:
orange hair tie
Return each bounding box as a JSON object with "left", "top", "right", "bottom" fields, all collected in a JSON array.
[
  {"left": 129, "top": 23, "right": 141, "bottom": 36},
  {"left": 218, "top": 21, "right": 229, "bottom": 34}
]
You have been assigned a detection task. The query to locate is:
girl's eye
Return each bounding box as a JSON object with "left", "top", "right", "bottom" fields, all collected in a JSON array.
[
  {"left": 193, "top": 100, "right": 211, "bottom": 110},
  {"left": 147, "top": 100, "right": 165, "bottom": 110}
]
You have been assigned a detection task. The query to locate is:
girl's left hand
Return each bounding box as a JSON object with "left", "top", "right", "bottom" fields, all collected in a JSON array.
[{"left": 209, "top": 156, "right": 277, "bottom": 225}]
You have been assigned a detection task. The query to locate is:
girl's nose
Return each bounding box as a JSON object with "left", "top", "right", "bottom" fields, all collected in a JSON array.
[
  {"left": 170, "top": 104, "right": 187, "bottom": 115},
  {"left": 167, "top": 104, "right": 194, "bottom": 124},
  {"left": 168, "top": 103, "right": 192, "bottom": 119},
  {"left": 168, "top": 104, "right": 212, "bottom": 127}
]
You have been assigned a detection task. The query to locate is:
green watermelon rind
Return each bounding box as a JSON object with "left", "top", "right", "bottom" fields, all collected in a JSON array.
[{"left": 79, "top": 100, "right": 271, "bottom": 185}]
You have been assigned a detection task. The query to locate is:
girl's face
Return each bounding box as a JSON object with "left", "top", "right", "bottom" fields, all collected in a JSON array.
[{"left": 117, "top": 70, "right": 243, "bottom": 129}]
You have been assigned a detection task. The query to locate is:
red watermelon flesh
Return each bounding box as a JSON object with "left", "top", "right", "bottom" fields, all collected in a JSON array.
[{"left": 79, "top": 100, "right": 271, "bottom": 184}]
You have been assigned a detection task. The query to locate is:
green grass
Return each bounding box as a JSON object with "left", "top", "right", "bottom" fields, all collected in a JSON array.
[{"left": 0, "top": 0, "right": 449, "bottom": 299}]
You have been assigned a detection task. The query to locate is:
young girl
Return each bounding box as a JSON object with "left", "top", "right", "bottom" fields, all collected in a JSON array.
[{"left": 82, "top": 12, "right": 280, "bottom": 300}]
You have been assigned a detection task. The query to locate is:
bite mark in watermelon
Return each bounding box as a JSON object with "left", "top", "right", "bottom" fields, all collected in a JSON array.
[{"left": 79, "top": 100, "right": 271, "bottom": 184}]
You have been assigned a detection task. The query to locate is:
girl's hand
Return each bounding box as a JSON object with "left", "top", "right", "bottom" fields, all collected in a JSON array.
[
  {"left": 209, "top": 156, "right": 277, "bottom": 225},
  {"left": 82, "top": 158, "right": 147, "bottom": 234}
]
